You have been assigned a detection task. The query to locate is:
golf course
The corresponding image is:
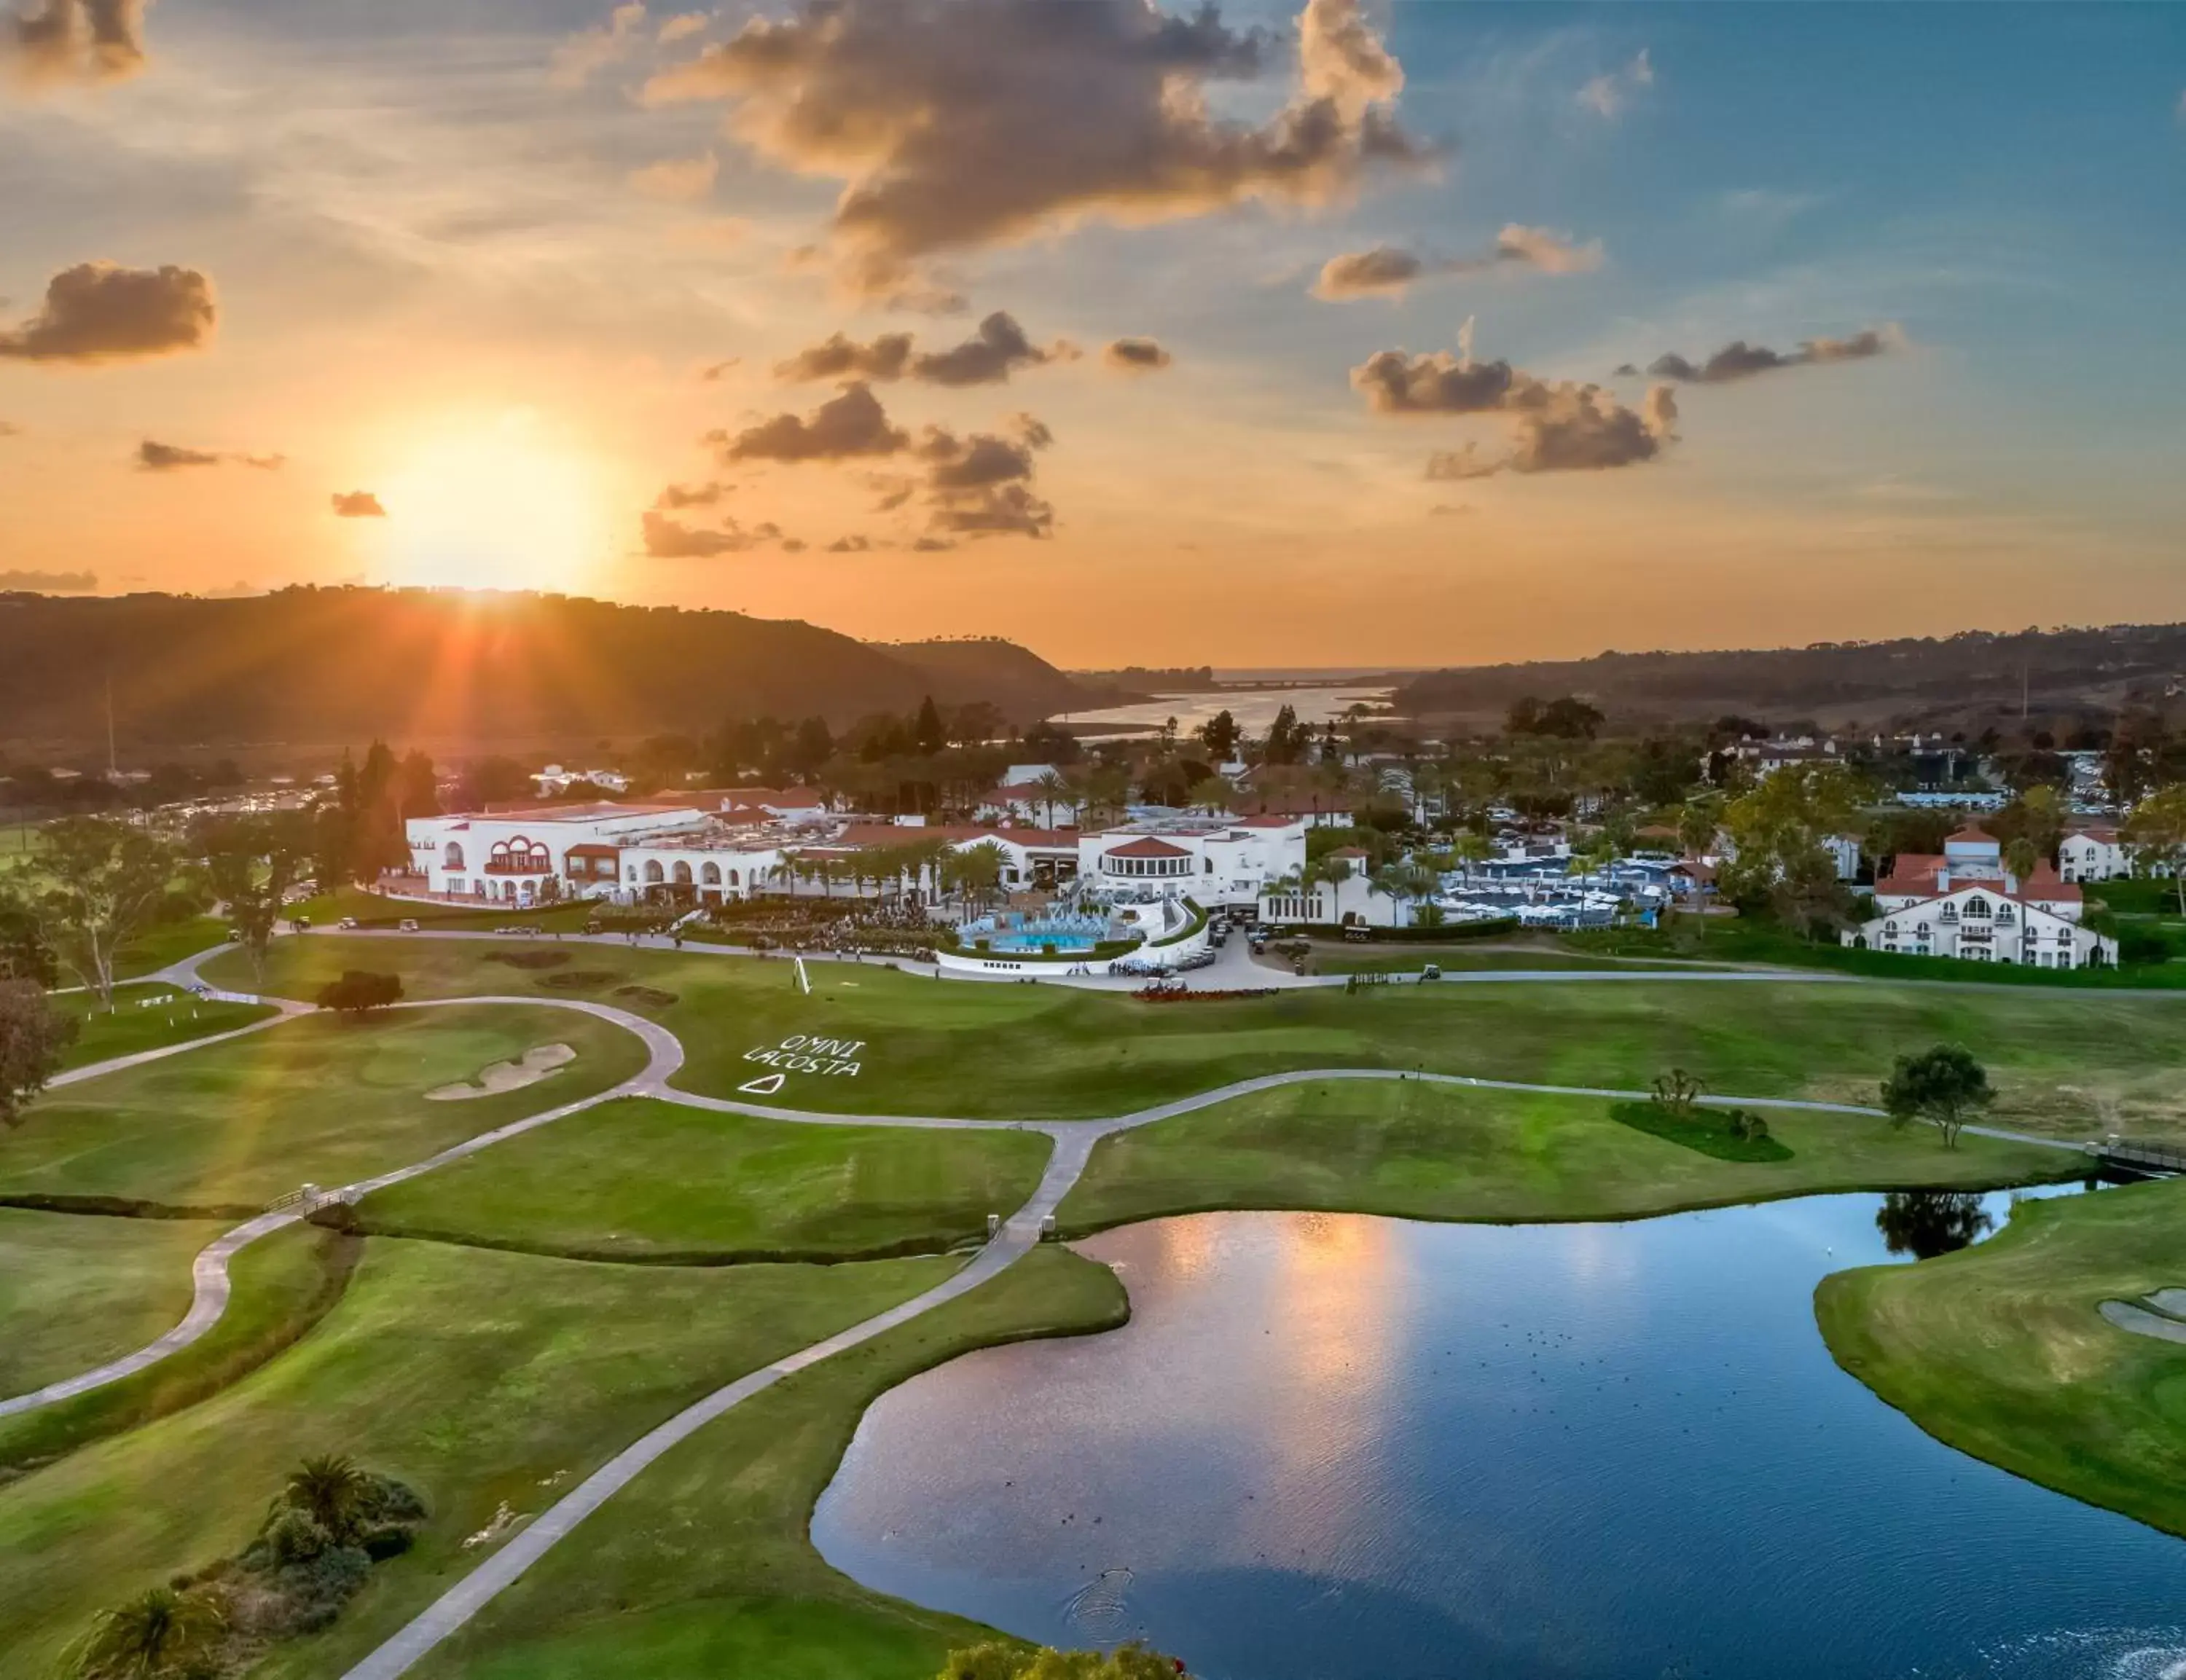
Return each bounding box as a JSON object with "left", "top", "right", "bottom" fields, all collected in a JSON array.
[{"left": 1, "top": 922, "right": 2182, "bottom": 1680}]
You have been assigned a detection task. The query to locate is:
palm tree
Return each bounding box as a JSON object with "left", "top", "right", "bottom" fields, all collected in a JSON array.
[
  {"left": 286, "top": 1453, "right": 372, "bottom": 1540},
  {"left": 1033, "top": 769, "right": 1070, "bottom": 828},
  {"left": 77, "top": 1586, "right": 226, "bottom": 1678}
]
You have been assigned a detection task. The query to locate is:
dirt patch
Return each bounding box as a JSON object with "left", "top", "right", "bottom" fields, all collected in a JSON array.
[
  {"left": 486, "top": 949, "right": 572, "bottom": 970},
  {"left": 426, "top": 1043, "right": 576, "bottom": 1101},
  {"left": 614, "top": 985, "right": 679, "bottom": 1009},
  {"left": 538, "top": 969, "right": 622, "bottom": 991}
]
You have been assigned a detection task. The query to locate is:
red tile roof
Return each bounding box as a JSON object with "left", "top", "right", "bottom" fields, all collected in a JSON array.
[
  {"left": 1945, "top": 826, "right": 1999, "bottom": 845},
  {"left": 1105, "top": 836, "right": 1193, "bottom": 859}
]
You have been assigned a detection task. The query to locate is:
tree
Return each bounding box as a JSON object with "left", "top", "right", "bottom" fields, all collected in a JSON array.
[
  {"left": 1508, "top": 694, "right": 1604, "bottom": 740},
  {"left": 1188, "top": 775, "right": 1233, "bottom": 816},
  {"left": 2123, "top": 785, "right": 2186, "bottom": 916},
  {"left": 940, "top": 1642, "right": 1186, "bottom": 1680},
  {"left": 0, "top": 978, "right": 77, "bottom": 1128},
  {"left": 1768, "top": 842, "right": 1854, "bottom": 941},
  {"left": 944, "top": 841, "right": 1006, "bottom": 911},
  {"left": 1198, "top": 707, "right": 1242, "bottom": 763},
  {"left": 0, "top": 900, "right": 57, "bottom": 986},
  {"left": 202, "top": 814, "right": 310, "bottom": 983},
  {"left": 8, "top": 817, "right": 177, "bottom": 1009},
  {"left": 912, "top": 694, "right": 949, "bottom": 757},
  {"left": 1651, "top": 1068, "right": 1706, "bottom": 1114},
  {"left": 286, "top": 1453, "right": 373, "bottom": 1541},
  {"left": 1262, "top": 703, "right": 1305, "bottom": 766},
  {"left": 1880, "top": 1044, "right": 1994, "bottom": 1150},
  {"left": 317, "top": 970, "right": 404, "bottom": 1015},
  {"left": 1875, "top": 1190, "right": 1994, "bottom": 1259},
  {"left": 1676, "top": 796, "right": 1721, "bottom": 861},
  {"left": 2002, "top": 833, "right": 2040, "bottom": 883},
  {"left": 1033, "top": 769, "right": 1073, "bottom": 827},
  {"left": 73, "top": 1585, "right": 227, "bottom": 1680},
  {"left": 1449, "top": 829, "right": 1492, "bottom": 884}
]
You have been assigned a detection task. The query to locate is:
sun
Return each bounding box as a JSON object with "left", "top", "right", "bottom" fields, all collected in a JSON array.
[{"left": 375, "top": 413, "right": 614, "bottom": 592}]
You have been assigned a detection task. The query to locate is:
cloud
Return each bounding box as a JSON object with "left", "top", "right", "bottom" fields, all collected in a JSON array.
[
  {"left": 135, "top": 439, "right": 221, "bottom": 471},
  {"left": 1642, "top": 326, "right": 1899, "bottom": 383},
  {"left": 698, "top": 358, "right": 741, "bottom": 380},
  {"left": 657, "top": 12, "right": 706, "bottom": 44},
  {"left": 550, "top": 1, "right": 649, "bottom": 87},
  {"left": 9, "top": 0, "right": 147, "bottom": 87},
  {"left": 1578, "top": 48, "right": 1652, "bottom": 119},
  {"left": 912, "top": 535, "right": 955, "bottom": 552},
  {"left": 643, "top": 0, "right": 1434, "bottom": 294},
  {"left": 331, "top": 491, "right": 386, "bottom": 517},
  {"left": 0, "top": 568, "right": 98, "bottom": 593},
  {"left": 1427, "top": 503, "right": 1469, "bottom": 517},
  {"left": 826, "top": 533, "right": 875, "bottom": 552},
  {"left": 1103, "top": 337, "right": 1172, "bottom": 372},
  {"left": 774, "top": 312, "right": 1070, "bottom": 385},
  {"left": 0, "top": 421, "right": 21, "bottom": 436},
  {"left": 916, "top": 417, "right": 1056, "bottom": 537},
  {"left": 1355, "top": 344, "right": 1677, "bottom": 478},
  {"left": 713, "top": 381, "right": 910, "bottom": 463},
  {"left": 653, "top": 479, "right": 732, "bottom": 509},
  {"left": 630, "top": 151, "right": 718, "bottom": 201},
  {"left": 1312, "top": 224, "right": 1601, "bottom": 300},
  {"left": 0, "top": 263, "right": 216, "bottom": 364},
  {"left": 775, "top": 331, "right": 914, "bottom": 384},
  {"left": 641, "top": 509, "right": 793, "bottom": 557}
]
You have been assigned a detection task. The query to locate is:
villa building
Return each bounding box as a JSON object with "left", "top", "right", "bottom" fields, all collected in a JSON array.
[
  {"left": 1844, "top": 826, "right": 2115, "bottom": 969},
  {"left": 2058, "top": 823, "right": 2128, "bottom": 883}
]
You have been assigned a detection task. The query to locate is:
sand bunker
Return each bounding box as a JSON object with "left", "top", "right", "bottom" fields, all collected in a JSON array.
[
  {"left": 426, "top": 1043, "right": 575, "bottom": 1102},
  {"left": 2099, "top": 1296, "right": 2186, "bottom": 1346}
]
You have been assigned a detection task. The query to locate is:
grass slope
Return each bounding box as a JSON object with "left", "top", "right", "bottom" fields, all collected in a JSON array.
[
  {"left": 0, "top": 1209, "right": 228, "bottom": 1397},
  {"left": 406, "top": 1245, "right": 1127, "bottom": 1680},
  {"left": 51, "top": 986, "right": 274, "bottom": 1072},
  {"left": 354, "top": 1096, "right": 1051, "bottom": 1263},
  {"left": 1055, "top": 1081, "right": 2075, "bottom": 1236},
  {"left": 0, "top": 1239, "right": 963, "bottom": 1680},
  {"left": 1816, "top": 1176, "right": 2186, "bottom": 1539},
  {"left": 212, "top": 937, "right": 2186, "bottom": 1139},
  {"left": 1, "top": 1005, "right": 649, "bottom": 1210},
  {"left": 0, "top": 1224, "right": 359, "bottom": 1479}
]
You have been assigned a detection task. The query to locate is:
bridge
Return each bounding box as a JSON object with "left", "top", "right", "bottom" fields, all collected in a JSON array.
[{"left": 2085, "top": 1138, "right": 2186, "bottom": 1177}]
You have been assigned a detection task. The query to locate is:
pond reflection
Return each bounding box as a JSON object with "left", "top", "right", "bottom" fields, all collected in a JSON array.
[
  {"left": 1876, "top": 1188, "right": 1996, "bottom": 1258},
  {"left": 814, "top": 1188, "right": 2186, "bottom": 1680}
]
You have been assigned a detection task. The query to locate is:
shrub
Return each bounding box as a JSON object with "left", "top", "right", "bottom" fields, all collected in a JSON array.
[
  {"left": 485, "top": 949, "right": 571, "bottom": 970},
  {"left": 263, "top": 1507, "right": 332, "bottom": 1567},
  {"left": 538, "top": 968, "right": 622, "bottom": 990},
  {"left": 315, "top": 970, "right": 403, "bottom": 1015},
  {"left": 612, "top": 984, "right": 678, "bottom": 1009}
]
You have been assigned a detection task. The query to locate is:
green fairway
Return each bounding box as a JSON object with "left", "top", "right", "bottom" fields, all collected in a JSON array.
[
  {"left": 0, "top": 1224, "right": 359, "bottom": 1477},
  {"left": 1816, "top": 1176, "right": 2186, "bottom": 1542},
  {"left": 402, "top": 1244, "right": 1127, "bottom": 1680},
  {"left": 1054, "top": 1080, "right": 2076, "bottom": 1236},
  {"left": 50, "top": 985, "right": 275, "bottom": 1072},
  {"left": 0, "top": 1238, "right": 966, "bottom": 1680},
  {"left": 211, "top": 936, "right": 2186, "bottom": 1140},
  {"left": 1, "top": 1005, "right": 649, "bottom": 1210},
  {"left": 355, "top": 1096, "right": 1053, "bottom": 1262},
  {"left": 0, "top": 1209, "right": 227, "bottom": 1397},
  {"left": 110, "top": 916, "right": 232, "bottom": 981},
  {"left": 1306, "top": 948, "right": 1732, "bottom": 976}
]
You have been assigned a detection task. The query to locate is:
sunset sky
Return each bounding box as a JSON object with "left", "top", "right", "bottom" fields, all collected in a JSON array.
[{"left": 3, "top": 0, "right": 2183, "bottom": 668}]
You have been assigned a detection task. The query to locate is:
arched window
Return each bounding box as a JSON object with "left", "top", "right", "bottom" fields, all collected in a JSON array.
[
  {"left": 728, "top": 868, "right": 740, "bottom": 887},
  {"left": 673, "top": 861, "right": 694, "bottom": 884},
  {"left": 1964, "top": 896, "right": 1990, "bottom": 918},
  {"left": 444, "top": 841, "right": 466, "bottom": 870},
  {"left": 528, "top": 843, "right": 550, "bottom": 871},
  {"left": 700, "top": 862, "right": 721, "bottom": 885},
  {"left": 644, "top": 860, "right": 665, "bottom": 884}
]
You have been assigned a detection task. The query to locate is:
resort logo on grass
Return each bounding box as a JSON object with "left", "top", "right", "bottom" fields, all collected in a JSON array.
[{"left": 740, "top": 1034, "right": 866, "bottom": 1089}]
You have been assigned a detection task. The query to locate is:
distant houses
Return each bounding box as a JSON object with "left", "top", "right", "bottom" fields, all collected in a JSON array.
[{"left": 1843, "top": 826, "right": 2116, "bottom": 970}]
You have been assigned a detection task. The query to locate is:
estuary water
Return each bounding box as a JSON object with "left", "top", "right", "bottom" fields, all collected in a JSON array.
[{"left": 812, "top": 1191, "right": 2186, "bottom": 1680}]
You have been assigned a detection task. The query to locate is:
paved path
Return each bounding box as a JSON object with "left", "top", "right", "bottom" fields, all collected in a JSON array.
[
  {"left": 0, "top": 994, "right": 679, "bottom": 1421},
  {"left": 46, "top": 997, "right": 310, "bottom": 1090}
]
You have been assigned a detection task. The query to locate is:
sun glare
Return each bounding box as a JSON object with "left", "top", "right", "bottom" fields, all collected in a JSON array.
[{"left": 375, "top": 415, "right": 612, "bottom": 592}]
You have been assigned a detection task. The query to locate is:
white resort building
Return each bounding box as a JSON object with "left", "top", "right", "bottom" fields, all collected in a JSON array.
[
  {"left": 1843, "top": 826, "right": 2116, "bottom": 969},
  {"left": 2058, "top": 823, "right": 2128, "bottom": 883}
]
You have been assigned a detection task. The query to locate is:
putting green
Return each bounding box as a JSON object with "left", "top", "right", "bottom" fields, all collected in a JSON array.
[
  {"left": 0, "top": 1209, "right": 227, "bottom": 1397},
  {"left": 1817, "top": 1175, "right": 2186, "bottom": 1541},
  {"left": 213, "top": 937, "right": 2186, "bottom": 1139},
  {"left": 1, "top": 1005, "right": 649, "bottom": 1210},
  {"left": 1056, "top": 1080, "right": 2077, "bottom": 1236},
  {"left": 355, "top": 1096, "right": 1052, "bottom": 1263},
  {"left": 0, "top": 1237, "right": 965, "bottom": 1680}
]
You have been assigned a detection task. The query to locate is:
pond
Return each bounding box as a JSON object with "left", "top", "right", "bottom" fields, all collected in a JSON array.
[
  {"left": 1054, "top": 686, "right": 1397, "bottom": 741},
  {"left": 813, "top": 1190, "right": 2186, "bottom": 1680}
]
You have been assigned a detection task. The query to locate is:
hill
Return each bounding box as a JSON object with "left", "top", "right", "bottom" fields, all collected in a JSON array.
[
  {"left": 0, "top": 589, "right": 1092, "bottom": 753},
  {"left": 882, "top": 637, "right": 1116, "bottom": 718},
  {"left": 1397, "top": 624, "right": 2186, "bottom": 734}
]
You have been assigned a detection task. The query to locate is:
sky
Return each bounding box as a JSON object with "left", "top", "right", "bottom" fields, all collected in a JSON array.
[{"left": 2, "top": 0, "right": 2183, "bottom": 669}]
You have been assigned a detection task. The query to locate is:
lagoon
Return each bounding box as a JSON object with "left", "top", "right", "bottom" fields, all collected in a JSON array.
[{"left": 815, "top": 1193, "right": 2186, "bottom": 1680}]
